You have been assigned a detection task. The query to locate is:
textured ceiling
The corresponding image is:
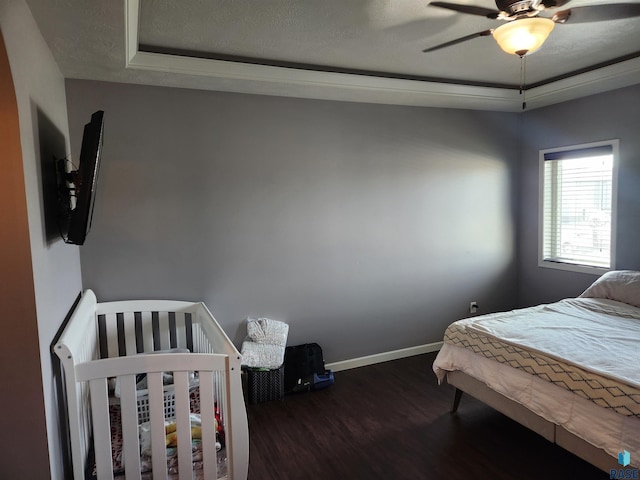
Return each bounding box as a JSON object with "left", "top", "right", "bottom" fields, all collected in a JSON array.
[{"left": 25, "top": 0, "right": 640, "bottom": 111}]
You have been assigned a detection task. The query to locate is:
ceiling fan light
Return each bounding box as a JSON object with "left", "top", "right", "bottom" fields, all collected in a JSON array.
[{"left": 493, "top": 17, "right": 555, "bottom": 56}]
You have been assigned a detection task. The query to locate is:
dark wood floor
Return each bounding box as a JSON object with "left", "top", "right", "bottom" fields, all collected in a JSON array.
[{"left": 246, "top": 352, "right": 608, "bottom": 480}]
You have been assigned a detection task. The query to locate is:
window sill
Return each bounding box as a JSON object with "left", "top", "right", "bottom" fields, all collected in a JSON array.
[{"left": 538, "top": 259, "right": 611, "bottom": 276}]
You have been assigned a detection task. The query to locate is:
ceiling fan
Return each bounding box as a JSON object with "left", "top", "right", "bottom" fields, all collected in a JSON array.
[{"left": 423, "top": 1, "right": 640, "bottom": 56}]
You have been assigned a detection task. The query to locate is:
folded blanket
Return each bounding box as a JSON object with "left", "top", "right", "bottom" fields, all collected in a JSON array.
[
  {"left": 241, "top": 341, "right": 285, "bottom": 369},
  {"left": 246, "top": 317, "right": 289, "bottom": 347}
]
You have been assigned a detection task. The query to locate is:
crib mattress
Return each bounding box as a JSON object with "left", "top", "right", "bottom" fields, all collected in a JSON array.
[{"left": 441, "top": 298, "right": 640, "bottom": 418}]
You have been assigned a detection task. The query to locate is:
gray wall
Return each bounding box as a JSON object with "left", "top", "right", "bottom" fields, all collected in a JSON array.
[
  {"left": 518, "top": 83, "right": 640, "bottom": 306},
  {"left": 1, "top": 1, "right": 81, "bottom": 478},
  {"left": 66, "top": 80, "right": 521, "bottom": 362}
]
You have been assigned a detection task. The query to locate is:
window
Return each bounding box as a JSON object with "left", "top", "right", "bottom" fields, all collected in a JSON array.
[{"left": 539, "top": 140, "right": 618, "bottom": 274}]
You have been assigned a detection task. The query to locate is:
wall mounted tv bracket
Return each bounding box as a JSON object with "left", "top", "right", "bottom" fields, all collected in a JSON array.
[{"left": 55, "top": 157, "right": 80, "bottom": 215}]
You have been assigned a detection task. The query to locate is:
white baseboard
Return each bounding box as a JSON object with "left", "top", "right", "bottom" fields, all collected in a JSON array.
[{"left": 325, "top": 341, "right": 443, "bottom": 372}]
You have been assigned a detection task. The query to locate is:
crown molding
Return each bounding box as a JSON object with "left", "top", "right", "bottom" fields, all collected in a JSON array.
[{"left": 524, "top": 56, "right": 640, "bottom": 110}]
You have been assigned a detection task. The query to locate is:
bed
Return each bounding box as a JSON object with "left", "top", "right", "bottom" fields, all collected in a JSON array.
[
  {"left": 54, "top": 289, "right": 249, "bottom": 480},
  {"left": 433, "top": 270, "right": 640, "bottom": 472}
]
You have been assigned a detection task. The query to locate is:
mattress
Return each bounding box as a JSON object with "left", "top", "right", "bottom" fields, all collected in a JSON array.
[{"left": 433, "top": 297, "right": 640, "bottom": 466}]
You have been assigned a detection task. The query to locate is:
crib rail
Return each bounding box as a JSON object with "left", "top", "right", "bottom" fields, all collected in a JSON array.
[
  {"left": 54, "top": 290, "right": 248, "bottom": 480},
  {"left": 76, "top": 354, "right": 228, "bottom": 480},
  {"left": 95, "top": 300, "right": 201, "bottom": 358},
  {"left": 93, "top": 299, "right": 241, "bottom": 358}
]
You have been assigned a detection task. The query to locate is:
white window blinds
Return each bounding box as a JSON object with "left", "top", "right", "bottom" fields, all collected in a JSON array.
[{"left": 540, "top": 141, "right": 617, "bottom": 272}]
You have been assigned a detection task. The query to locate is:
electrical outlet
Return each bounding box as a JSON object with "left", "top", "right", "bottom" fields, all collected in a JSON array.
[{"left": 469, "top": 301, "right": 478, "bottom": 314}]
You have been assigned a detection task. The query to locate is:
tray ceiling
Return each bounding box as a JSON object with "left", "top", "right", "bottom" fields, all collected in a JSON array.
[{"left": 25, "top": 0, "right": 640, "bottom": 111}]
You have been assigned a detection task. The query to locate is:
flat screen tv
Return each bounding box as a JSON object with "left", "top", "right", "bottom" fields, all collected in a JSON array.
[{"left": 56, "top": 110, "right": 104, "bottom": 245}]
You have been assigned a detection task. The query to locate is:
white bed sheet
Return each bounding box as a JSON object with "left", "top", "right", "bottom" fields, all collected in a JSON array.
[{"left": 433, "top": 342, "right": 640, "bottom": 468}]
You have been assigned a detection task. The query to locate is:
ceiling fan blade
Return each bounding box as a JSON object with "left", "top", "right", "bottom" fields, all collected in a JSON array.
[
  {"left": 422, "top": 29, "right": 494, "bottom": 53},
  {"left": 430, "top": 2, "right": 501, "bottom": 19},
  {"left": 540, "top": 0, "right": 571, "bottom": 8},
  {"left": 554, "top": 3, "right": 640, "bottom": 24}
]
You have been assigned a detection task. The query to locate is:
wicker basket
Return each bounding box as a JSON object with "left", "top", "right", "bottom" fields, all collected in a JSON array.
[{"left": 244, "top": 365, "right": 284, "bottom": 404}]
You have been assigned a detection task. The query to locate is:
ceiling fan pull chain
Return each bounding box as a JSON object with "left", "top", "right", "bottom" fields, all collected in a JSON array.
[{"left": 520, "top": 54, "right": 527, "bottom": 110}]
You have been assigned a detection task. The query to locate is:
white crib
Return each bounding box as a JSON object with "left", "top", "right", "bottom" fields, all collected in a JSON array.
[{"left": 54, "top": 290, "right": 249, "bottom": 480}]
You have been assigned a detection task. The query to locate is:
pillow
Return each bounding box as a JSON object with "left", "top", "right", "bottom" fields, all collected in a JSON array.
[{"left": 579, "top": 270, "right": 640, "bottom": 308}]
